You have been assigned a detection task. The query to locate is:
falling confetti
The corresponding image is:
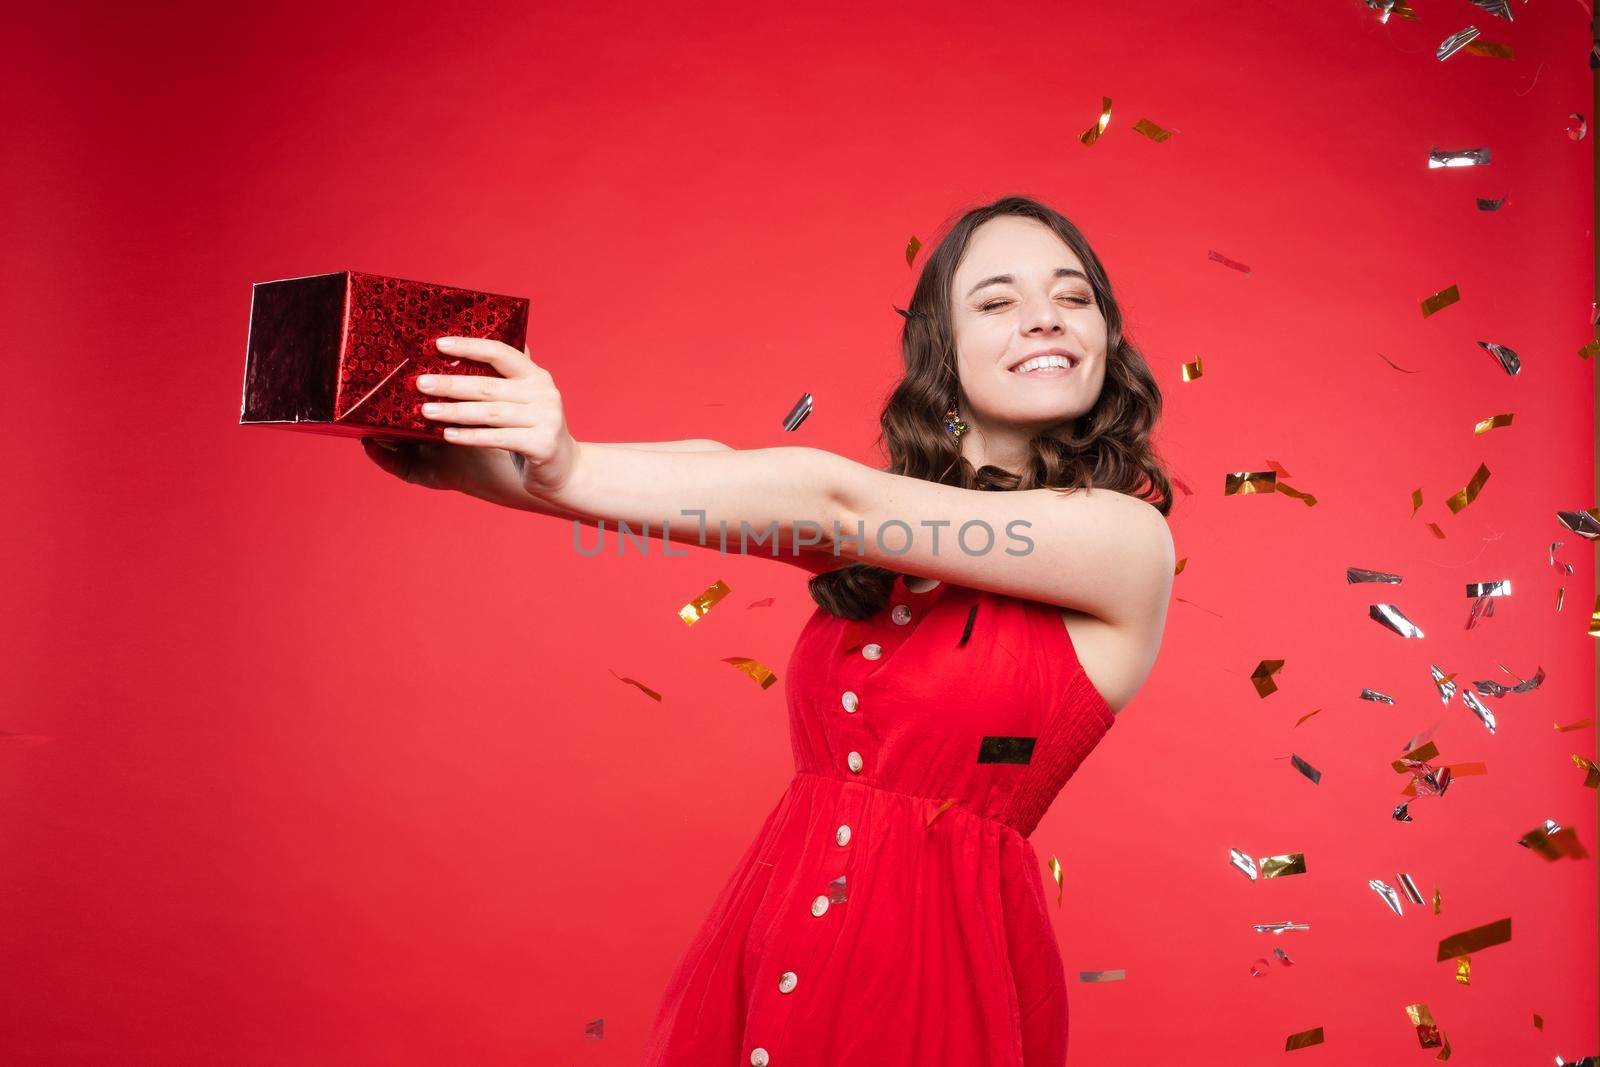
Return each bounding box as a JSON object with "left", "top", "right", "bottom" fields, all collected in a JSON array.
[
  {"left": 1420, "top": 284, "right": 1462, "bottom": 317},
  {"left": 680, "top": 579, "right": 733, "bottom": 624},
  {"left": 1079, "top": 96, "right": 1112, "bottom": 145},
  {"left": 722, "top": 656, "right": 778, "bottom": 689}
]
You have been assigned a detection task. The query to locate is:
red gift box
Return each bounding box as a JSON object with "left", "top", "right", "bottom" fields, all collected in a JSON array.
[{"left": 240, "top": 270, "right": 529, "bottom": 439}]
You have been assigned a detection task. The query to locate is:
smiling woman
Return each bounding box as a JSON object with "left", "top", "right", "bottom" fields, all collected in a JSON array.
[{"left": 363, "top": 194, "right": 1176, "bottom": 1067}]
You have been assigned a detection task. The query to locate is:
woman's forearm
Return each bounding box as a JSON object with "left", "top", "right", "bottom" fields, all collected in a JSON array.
[
  {"left": 549, "top": 442, "right": 845, "bottom": 559},
  {"left": 455, "top": 439, "right": 732, "bottom": 518}
]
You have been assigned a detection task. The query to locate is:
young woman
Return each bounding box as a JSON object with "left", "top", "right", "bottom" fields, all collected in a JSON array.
[{"left": 362, "top": 195, "right": 1175, "bottom": 1066}]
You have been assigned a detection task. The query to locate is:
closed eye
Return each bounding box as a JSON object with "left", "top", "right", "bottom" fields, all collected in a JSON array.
[{"left": 979, "top": 297, "right": 1093, "bottom": 312}]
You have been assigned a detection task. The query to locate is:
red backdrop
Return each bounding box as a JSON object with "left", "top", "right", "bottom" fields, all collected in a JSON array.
[{"left": 4, "top": 1, "right": 1596, "bottom": 1063}]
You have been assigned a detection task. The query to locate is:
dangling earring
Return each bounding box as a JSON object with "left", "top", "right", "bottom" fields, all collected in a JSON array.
[{"left": 943, "top": 394, "right": 968, "bottom": 439}]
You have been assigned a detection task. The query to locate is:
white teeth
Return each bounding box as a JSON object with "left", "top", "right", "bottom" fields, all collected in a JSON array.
[{"left": 1012, "top": 355, "right": 1074, "bottom": 374}]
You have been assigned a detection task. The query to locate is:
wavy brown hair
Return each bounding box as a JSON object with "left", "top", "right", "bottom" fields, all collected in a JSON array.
[{"left": 809, "top": 194, "right": 1174, "bottom": 620}]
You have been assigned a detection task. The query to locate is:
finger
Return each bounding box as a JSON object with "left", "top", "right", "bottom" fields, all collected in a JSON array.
[
  {"left": 435, "top": 336, "right": 549, "bottom": 381},
  {"left": 420, "top": 400, "right": 539, "bottom": 427},
  {"left": 415, "top": 371, "right": 527, "bottom": 402},
  {"left": 438, "top": 425, "right": 533, "bottom": 449}
]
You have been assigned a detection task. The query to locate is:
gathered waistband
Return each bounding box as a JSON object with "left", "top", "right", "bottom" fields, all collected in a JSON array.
[{"left": 788, "top": 769, "right": 1030, "bottom": 839}]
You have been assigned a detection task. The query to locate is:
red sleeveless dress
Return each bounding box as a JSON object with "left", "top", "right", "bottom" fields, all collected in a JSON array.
[{"left": 641, "top": 574, "right": 1118, "bottom": 1066}]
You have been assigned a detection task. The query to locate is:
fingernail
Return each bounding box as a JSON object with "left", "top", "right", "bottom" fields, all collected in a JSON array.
[{"left": 436, "top": 337, "right": 456, "bottom": 348}]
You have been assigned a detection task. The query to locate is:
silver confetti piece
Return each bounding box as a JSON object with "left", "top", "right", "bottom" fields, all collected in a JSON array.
[
  {"left": 1397, "top": 873, "right": 1425, "bottom": 905},
  {"left": 1272, "top": 947, "right": 1295, "bottom": 965},
  {"left": 1465, "top": 579, "right": 1512, "bottom": 598},
  {"left": 1478, "top": 340, "right": 1521, "bottom": 375},
  {"left": 1476, "top": 195, "right": 1506, "bottom": 211},
  {"left": 1436, "top": 26, "right": 1482, "bottom": 61},
  {"left": 1473, "top": 665, "right": 1545, "bottom": 698},
  {"left": 1557, "top": 509, "right": 1600, "bottom": 540},
  {"left": 1429, "top": 143, "right": 1491, "bottom": 167},
  {"left": 1465, "top": 0, "right": 1512, "bottom": 19},
  {"left": 1361, "top": 689, "right": 1397, "bottom": 704},
  {"left": 1550, "top": 542, "right": 1575, "bottom": 576},
  {"left": 1231, "top": 848, "right": 1258, "bottom": 881},
  {"left": 782, "top": 392, "right": 814, "bottom": 432},
  {"left": 1347, "top": 567, "right": 1403, "bottom": 584},
  {"left": 1252, "top": 921, "right": 1311, "bottom": 934},
  {"left": 1430, "top": 664, "right": 1457, "bottom": 704},
  {"left": 1393, "top": 801, "right": 1413, "bottom": 822},
  {"left": 828, "top": 874, "right": 848, "bottom": 903},
  {"left": 1461, "top": 690, "right": 1498, "bottom": 733},
  {"left": 1291, "top": 754, "right": 1322, "bottom": 785},
  {"left": 1371, "top": 604, "right": 1426, "bottom": 639},
  {"left": 1369, "top": 879, "right": 1404, "bottom": 916}
]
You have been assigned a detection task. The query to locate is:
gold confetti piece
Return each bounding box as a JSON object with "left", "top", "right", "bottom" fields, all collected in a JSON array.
[
  {"left": 1463, "top": 39, "right": 1514, "bottom": 59},
  {"left": 1579, "top": 338, "right": 1600, "bottom": 360},
  {"left": 1406, "top": 1003, "right": 1444, "bottom": 1048},
  {"left": 925, "top": 798, "right": 956, "bottom": 827},
  {"left": 1251, "top": 659, "right": 1285, "bottom": 697},
  {"left": 1571, "top": 754, "right": 1600, "bottom": 789},
  {"left": 1370, "top": 604, "right": 1426, "bottom": 639},
  {"left": 1293, "top": 709, "right": 1322, "bottom": 728},
  {"left": 1047, "top": 854, "right": 1064, "bottom": 905},
  {"left": 1275, "top": 481, "right": 1318, "bottom": 507},
  {"left": 1260, "top": 853, "right": 1307, "bottom": 878},
  {"left": 721, "top": 656, "right": 777, "bottom": 689},
  {"left": 1394, "top": 742, "right": 1441, "bottom": 771},
  {"left": 1444, "top": 462, "right": 1491, "bottom": 514},
  {"left": 1433, "top": 888, "right": 1441, "bottom": 914},
  {"left": 1436, "top": 917, "right": 1510, "bottom": 960},
  {"left": 1591, "top": 594, "right": 1600, "bottom": 637},
  {"left": 905, "top": 235, "right": 922, "bottom": 266},
  {"left": 1516, "top": 822, "right": 1588, "bottom": 860},
  {"left": 1174, "top": 557, "right": 1187, "bottom": 575},
  {"left": 1180, "top": 356, "right": 1204, "bottom": 381},
  {"left": 1132, "top": 117, "right": 1173, "bottom": 142},
  {"left": 1078, "top": 96, "right": 1112, "bottom": 145},
  {"left": 1426, "top": 522, "right": 1446, "bottom": 539},
  {"left": 1453, "top": 955, "right": 1472, "bottom": 985},
  {"left": 1284, "top": 1026, "right": 1325, "bottom": 1051},
  {"left": 679, "top": 579, "right": 732, "bottom": 625},
  {"left": 1207, "top": 249, "right": 1252, "bottom": 274},
  {"left": 1421, "top": 283, "right": 1462, "bottom": 317},
  {"left": 608, "top": 668, "right": 663, "bottom": 702},
  {"left": 1472, "top": 413, "right": 1513, "bottom": 435},
  {"left": 1556, "top": 717, "right": 1595, "bottom": 732},
  {"left": 1379, "top": 351, "right": 1420, "bottom": 373},
  {"left": 1224, "top": 470, "right": 1277, "bottom": 495},
  {"left": 1411, "top": 488, "right": 1424, "bottom": 517},
  {"left": 1078, "top": 969, "right": 1126, "bottom": 982}
]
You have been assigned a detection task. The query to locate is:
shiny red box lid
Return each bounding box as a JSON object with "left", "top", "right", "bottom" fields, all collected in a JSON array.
[{"left": 240, "top": 270, "right": 529, "bottom": 439}]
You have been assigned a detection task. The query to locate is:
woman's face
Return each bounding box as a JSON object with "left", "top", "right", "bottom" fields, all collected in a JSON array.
[{"left": 948, "top": 215, "right": 1109, "bottom": 438}]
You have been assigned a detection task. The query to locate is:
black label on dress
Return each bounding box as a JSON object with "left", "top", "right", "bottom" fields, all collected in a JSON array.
[{"left": 976, "top": 735, "right": 1036, "bottom": 764}]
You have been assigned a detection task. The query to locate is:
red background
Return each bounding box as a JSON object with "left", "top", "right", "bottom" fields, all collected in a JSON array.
[{"left": 4, "top": 1, "right": 1596, "bottom": 1063}]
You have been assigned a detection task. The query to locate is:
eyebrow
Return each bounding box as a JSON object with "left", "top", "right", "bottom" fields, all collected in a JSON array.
[{"left": 965, "top": 268, "right": 1090, "bottom": 299}]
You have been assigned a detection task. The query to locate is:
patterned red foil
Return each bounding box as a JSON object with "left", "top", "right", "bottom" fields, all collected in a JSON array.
[{"left": 239, "top": 270, "right": 529, "bottom": 439}]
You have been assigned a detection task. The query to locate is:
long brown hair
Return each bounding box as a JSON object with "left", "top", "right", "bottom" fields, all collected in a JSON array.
[{"left": 809, "top": 194, "right": 1174, "bottom": 620}]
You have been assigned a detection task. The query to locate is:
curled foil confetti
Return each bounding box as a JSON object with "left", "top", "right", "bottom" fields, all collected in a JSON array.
[
  {"left": 1405, "top": 1003, "right": 1444, "bottom": 1048},
  {"left": 1580, "top": 338, "right": 1600, "bottom": 360},
  {"left": 1437, "top": 917, "right": 1511, "bottom": 960},
  {"left": 1394, "top": 801, "right": 1413, "bottom": 822},
  {"left": 1132, "top": 118, "right": 1173, "bottom": 142},
  {"left": 1231, "top": 848, "right": 1258, "bottom": 881},
  {"left": 1370, "top": 604, "right": 1426, "bottom": 639},
  {"left": 925, "top": 798, "right": 956, "bottom": 828},
  {"left": 1436, "top": 26, "right": 1482, "bottom": 61},
  {"left": 1556, "top": 507, "right": 1600, "bottom": 540},
  {"left": 1461, "top": 690, "right": 1497, "bottom": 733},
  {"left": 1568, "top": 114, "right": 1588, "bottom": 140},
  {"left": 1047, "top": 854, "right": 1064, "bottom": 905},
  {"left": 1180, "top": 356, "right": 1204, "bottom": 381},
  {"left": 1428, "top": 146, "right": 1490, "bottom": 168},
  {"left": 1571, "top": 754, "right": 1599, "bottom": 788},
  {"left": 1079, "top": 96, "right": 1112, "bottom": 145},
  {"left": 1433, "top": 888, "right": 1442, "bottom": 914},
  {"left": 1249, "top": 958, "right": 1271, "bottom": 977},
  {"left": 585, "top": 1018, "right": 605, "bottom": 1039},
  {"left": 1363, "top": 0, "right": 1418, "bottom": 21},
  {"left": 1207, "top": 249, "right": 1252, "bottom": 274},
  {"left": 828, "top": 874, "right": 848, "bottom": 903},
  {"left": 1370, "top": 879, "right": 1404, "bottom": 916},
  {"left": 1274, "top": 481, "right": 1318, "bottom": 507},
  {"left": 1397, "top": 873, "right": 1425, "bottom": 905},
  {"left": 608, "top": 668, "right": 664, "bottom": 702},
  {"left": 1476, "top": 195, "right": 1506, "bottom": 211},
  {"left": 1347, "top": 567, "right": 1402, "bottom": 584},
  {"left": 782, "top": 392, "right": 813, "bottom": 432},
  {"left": 1290, "top": 754, "right": 1322, "bottom": 785},
  {"left": 1293, "top": 708, "right": 1322, "bottom": 728},
  {"left": 1465, "top": 579, "right": 1511, "bottom": 598},
  {"left": 722, "top": 656, "right": 778, "bottom": 689},
  {"left": 1465, "top": 593, "right": 1496, "bottom": 631},
  {"left": 1465, "top": 0, "right": 1513, "bottom": 19},
  {"left": 679, "top": 579, "right": 732, "bottom": 625},
  {"left": 1360, "top": 689, "right": 1396, "bottom": 704},
  {"left": 1516, "top": 821, "right": 1589, "bottom": 860},
  {"left": 1251, "top": 660, "right": 1285, "bottom": 697},
  {"left": 1471, "top": 413, "right": 1513, "bottom": 435},
  {"left": 1478, "top": 340, "right": 1521, "bottom": 374},
  {"left": 1273, "top": 947, "right": 1294, "bottom": 965},
  {"left": 1420, "top": 283, "right": 1462, "bottom": 317},
  {"left": 1253, "top": 920, "right": 1310, "bottom": 933},
  {"left": 1444, "top": 462, "right": 1491, "bottom": 513},
  {"left": 1078, "top": 969, "right": 1126, "bottom": 982},
  {"left": 1431, "top": 665, "right": 1459, "bottom": 704},
  {"left": 1224, "top": 470, "right": 1277, "bottom": 495},
  {"left": 1550, "top": 541, "right": 1576, "bottom": 576},
  {"left": 905, "top": 235, "right": 922, "bottom": 266},
  {"left": 1474, "top": 664, "right": 1543, "bottom": 697},
  {"left": 1463, "top": 39, "right": 1514, "bottom": 59},
  {"left": 1284, "top": 1026, "right": 1326, "bottom": 1051},
  {"left": 1260, "top": 853, "right": 1307, "bottom": 879}
]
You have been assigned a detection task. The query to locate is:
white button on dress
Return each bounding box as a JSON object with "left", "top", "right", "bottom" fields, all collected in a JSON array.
[
  {"left": 847, "top": 751, "right": 863, "bottom": 773},
  {"left": 778, "top": 970, "right": 798, "bottom": 994},
  {"left": 891, "top": 604, "right": 913, "bottom": 625},
  {"left": 835, "top": 824, "right": 852, "bottom": 846},
  {"left": 841, "top": 690, "right": 859, "bottom": 713},
  {"left": 750, "top": 1049, "right": 769, "bottom": 1066},
  {"left": 811, "top": 894, "right": 830, "bottom": 916},
  {"left": 862, "top": 643, "right": 882, "bottom": 660}
]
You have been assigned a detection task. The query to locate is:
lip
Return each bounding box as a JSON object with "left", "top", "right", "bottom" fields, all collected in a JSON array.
[{"left": 1006, "top": 347, "right": 1082, "bottom": 373}]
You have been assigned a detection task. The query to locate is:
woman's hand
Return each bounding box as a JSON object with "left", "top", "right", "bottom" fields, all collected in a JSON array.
[{"left": 410, "top": 336, "right": 582, "bottom": 499}]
